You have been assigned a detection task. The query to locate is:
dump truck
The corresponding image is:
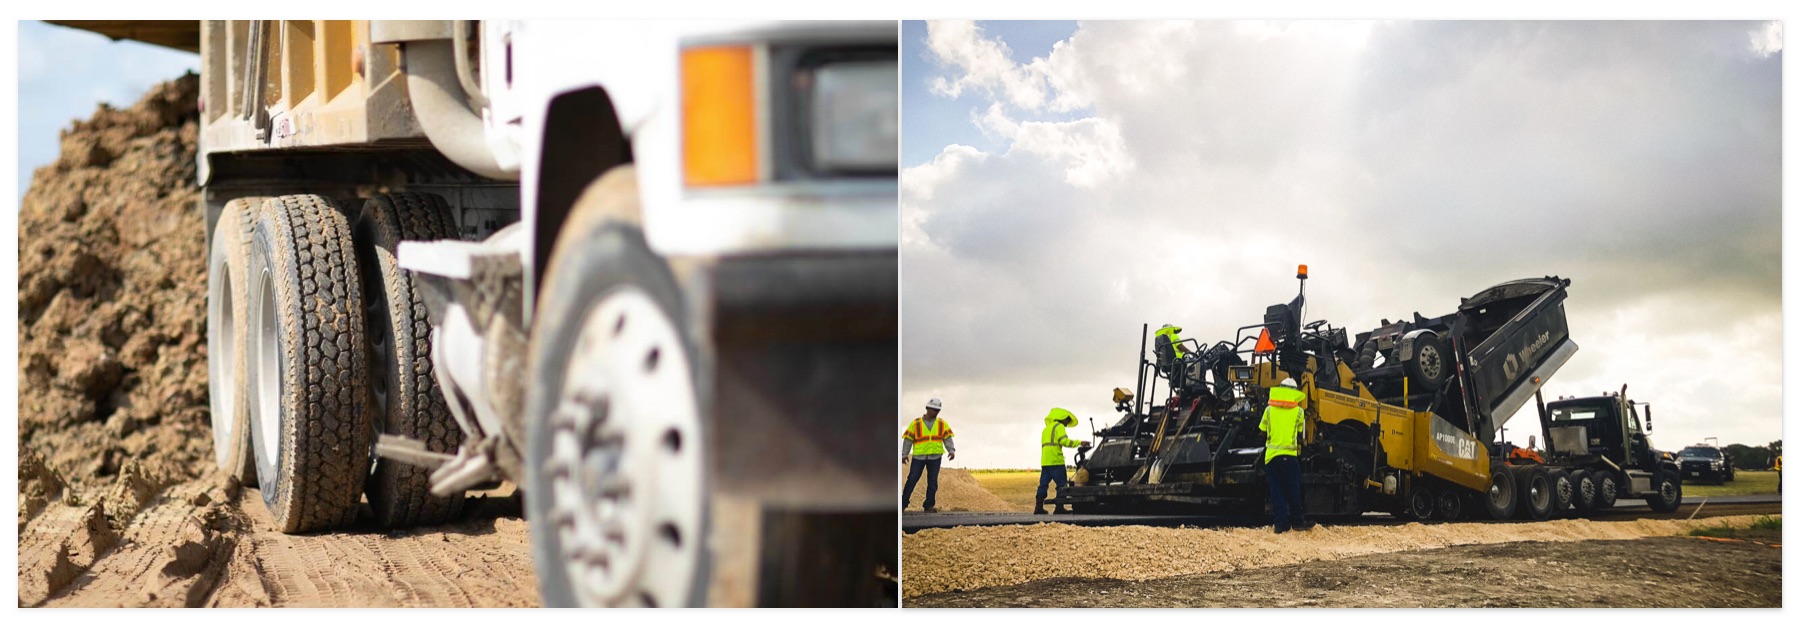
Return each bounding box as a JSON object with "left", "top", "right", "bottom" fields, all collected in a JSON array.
[
  {"left": 1530, "top": 388, "right": 1685, "bottom": 513},
  {"left": 1061, "top": 268, "right": 1682, "bottom": 521},
  {"left": 50, "top": 19, "right": 897, "bottom": 607}
]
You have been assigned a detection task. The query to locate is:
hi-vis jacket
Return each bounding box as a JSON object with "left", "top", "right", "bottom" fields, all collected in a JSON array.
[
  {"left": 1259, "top": 384, "right": 1308, "bottom": 463},
  {"left": 1041, "top": 408, "right": 1082, "bottom": 466},
  {"left": 1155, "top": 325, "right": 1186, "bottom": 359},
  {"left": 903, "top": 417, "right": 954, "bottom": 457}
]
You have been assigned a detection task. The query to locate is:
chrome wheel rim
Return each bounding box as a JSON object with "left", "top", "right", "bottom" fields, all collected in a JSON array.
[{"left": 545, "top": 287, "right": 702, "bottom": 607}]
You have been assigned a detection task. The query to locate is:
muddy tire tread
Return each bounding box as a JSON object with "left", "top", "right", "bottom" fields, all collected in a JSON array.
[
  {"left": 359, "top": 192, "right": 466, "bottom": 528},
  {"left": 253, "top": 194, "right": 370, "bottom": 533}
]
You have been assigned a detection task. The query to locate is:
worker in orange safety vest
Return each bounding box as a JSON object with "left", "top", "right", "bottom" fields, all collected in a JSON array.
[{"left": 902, "top": 398, "right": 956, "bottom": 512}]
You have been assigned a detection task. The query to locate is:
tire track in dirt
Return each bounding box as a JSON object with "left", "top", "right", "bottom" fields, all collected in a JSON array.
[
  {"left": 214, "top": 490, "right": 538, "bottom": 607},
  {"left": 24, "top": 476, "right": 539, "bottom": 607}
]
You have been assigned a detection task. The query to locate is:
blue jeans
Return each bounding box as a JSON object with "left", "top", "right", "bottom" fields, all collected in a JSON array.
[
  {"left": 1266, "top": 455, "right": 1306, "bottom": 527},
  {"left": 1035, "top": 464, "right": 1070, "bottom": 506},
  {"left": 903, "top": 457, "right": 941, "bottom": 509}
]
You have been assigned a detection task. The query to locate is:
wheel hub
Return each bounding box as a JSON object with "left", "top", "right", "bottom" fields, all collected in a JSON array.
[
  {"left": 544, "top": 288, "right": 702, "bottom": 607},
  {"left": 1419, "top": 346, "right": 1442, "bottom": 380}
]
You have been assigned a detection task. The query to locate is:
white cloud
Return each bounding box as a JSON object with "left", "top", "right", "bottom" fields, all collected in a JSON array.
[
  {"left": 1750, "top": 20, "right": 1783, "bottom": 57},
  {"left": 924, "top": 20, "right": 1051, "bottom": 110}
]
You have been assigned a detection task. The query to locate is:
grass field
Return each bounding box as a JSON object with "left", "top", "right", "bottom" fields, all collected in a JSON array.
[
  {"left": 969, "top": 470, "right": 1046, "bottom": 510},
  {"left": 1686, "top": 514, "right": 1781, "bottom": 539},
  {"left": 1685, "top": 470, "right": 1781, "bottom": 497}
]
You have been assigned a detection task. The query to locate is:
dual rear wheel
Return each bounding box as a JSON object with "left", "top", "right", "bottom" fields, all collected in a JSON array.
[{"left": 207, "top": 193, "right": 464, "bottom": 532}]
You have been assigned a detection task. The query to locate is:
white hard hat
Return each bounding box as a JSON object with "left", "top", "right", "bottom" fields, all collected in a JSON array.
[
  {"left": 926, "top": 398, "right": 943, "bottom": 410},
  {"left": 1280, "top": 377, "right": 1298, "bottom": 388}
]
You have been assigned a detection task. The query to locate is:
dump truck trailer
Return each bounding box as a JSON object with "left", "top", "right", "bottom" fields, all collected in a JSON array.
[
  {"left": 1061, "top": 270, "right": 1681, "bottom": 521},
  {"left": 52, "top": 19, "right": 898, "bottom": 607}
]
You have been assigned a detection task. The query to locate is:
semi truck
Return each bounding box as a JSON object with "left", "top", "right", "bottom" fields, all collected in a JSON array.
[
  {"left": 1060, "top": 268, "right": 1683, "bottom": 521},
  {"left": 51, "top": 19, "right": 898, "bottom": 607}
]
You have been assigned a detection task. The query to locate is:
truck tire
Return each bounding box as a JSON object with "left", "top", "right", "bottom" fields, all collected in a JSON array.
[
  {"left": 1517, "top": 466, "right": 1554, "bottom": 520},
  {"left": 1404, "top": 485, "right": 1436, "bottom": 521},
  {"left": 1591, "top": 469, "right": 1620, "bottom": 509},
  {"left": 355, "top": 193, "right": 466, "bottom": 528},
  {"left": 245, "top": 195, "right": 372, "bottom": 533},
  {"left": 1647, "top": 469, "right": 1682, "bottom": 513},
  {"left": 1403, "top": 334, "right": 1450, "bottom": 391},
  {"left": 523, "top": 166, "right": 709, "bottom": 607},
  {"left": 207, "top": 197, "right": 264, "bottom": 484},
  {"left": 1548, "top": 469, "right": 1575, "bottom": 515},
  {"left": 1569, "top": 469, "right": 1597, "bottom": 514},
  {"left": 1483, "top": 463, "right": 1518, "bottom": 520},
  {"left": 1434, "top": 489, "right": 1464, "bottom": 521}
]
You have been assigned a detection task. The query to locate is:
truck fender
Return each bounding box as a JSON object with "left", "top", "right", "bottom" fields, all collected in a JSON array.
[{"left": 1396, "top": 329, "right": 1439, "bottom": 362}]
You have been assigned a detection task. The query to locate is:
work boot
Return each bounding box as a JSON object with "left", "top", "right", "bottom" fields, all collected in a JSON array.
[
  {"left": 923, "top": 505, "right": 938, "bottom": 513},
  {"left": 1273, "top": 525, "right": 1290, "bottom": 534},
  {"left": 1033, "top": 499, "right": 1047, "bottom": 515}
]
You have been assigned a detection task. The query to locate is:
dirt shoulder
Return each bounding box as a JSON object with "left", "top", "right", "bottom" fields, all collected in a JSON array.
[
  {"left": 900, "top": 514, "right": 1777, "bottom": 599},
  {"left": 906, "top": 535, "right": 1781, "bottom": 608}
]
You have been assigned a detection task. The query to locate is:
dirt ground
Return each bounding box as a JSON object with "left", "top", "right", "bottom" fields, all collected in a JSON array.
[
  {"left": 906, "top": 533, "right": 1782, "bottom": 607},
  {"left": 899, "top": 514, "right": 1777, "bottom": 599},
  {"left": 16, "top": 75, "right": 538, "bottom": 608}
]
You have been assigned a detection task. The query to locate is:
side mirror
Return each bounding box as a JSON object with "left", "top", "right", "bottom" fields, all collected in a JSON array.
[{"left": 1643, "top": 404, "right": 1653, "bottom": 433}]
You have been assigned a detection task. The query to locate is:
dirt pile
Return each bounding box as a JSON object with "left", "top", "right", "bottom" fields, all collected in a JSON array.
[
  {"left": 17, "top": 72, "right": 210, "bottom": 494},
  {"left": 902, "top": 463, "right": 1019, "bottom": 512},
  {"left": 899, "top": 514, "right": 1777, "bottom": 598}
]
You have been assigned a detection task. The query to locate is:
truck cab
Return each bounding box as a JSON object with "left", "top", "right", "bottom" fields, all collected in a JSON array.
[{"left": 1543, "top": 391, "right": 1682, "bottom": 504}]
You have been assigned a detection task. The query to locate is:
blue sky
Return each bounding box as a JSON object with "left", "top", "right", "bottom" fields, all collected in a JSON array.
[
  {"left": 15, "top": 21, "right": 200, "bottom": 204},
  {"left": 902, "top": 20, "right": 1078, "bottom": 167}
]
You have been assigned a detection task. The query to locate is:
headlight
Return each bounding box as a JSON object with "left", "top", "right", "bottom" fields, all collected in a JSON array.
[{"left": 809, "top": 59, "right": 897, "bottom": 173}]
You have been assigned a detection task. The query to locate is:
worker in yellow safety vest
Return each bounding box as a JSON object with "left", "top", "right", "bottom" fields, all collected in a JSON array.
[
  {"left": 1035, "top": 407, "right": 1090, "bottom": 515},
  {"left": 1155, "top": 324, "right": 1187, "bottom": 360},
  {"left": 1261, "top": 377, "right": 1315, "bottom": 533},
  {"left": 902, "top": 398, "right": 956, "bottom": 512}
]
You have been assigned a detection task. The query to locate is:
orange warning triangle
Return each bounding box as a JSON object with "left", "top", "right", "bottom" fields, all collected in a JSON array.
[{"left": 1254, "top": 328, "right": 1277, "bottom": 354}]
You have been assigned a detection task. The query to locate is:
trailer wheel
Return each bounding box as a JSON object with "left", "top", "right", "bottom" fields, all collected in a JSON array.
[
  {"left": 1647, "top": 469, "right": 1682, "bottom": 513},
  {"left": 1518, "top": 466, "right": 1554, "bottom": 520},
  {"left": 1482, "top": 463, "right": 1517, "bottom": 520},
  {"left": 1403, "top": 334, "right": 1450, "bottom": 391},
  {"left": 1547, "top": 469, "right": 1575, "bottom": 516},
  {"left": 207, "top": 197, "right": 265, "bottom": 484},
  {"left": 355, "top": 193, "right": 466, "bottom": 528},
  {"left": 1591, "top": 470, "right": 1620, "bottom": 509},
  {"left": 1569, "top": 469, "right": 1597, "bottom": 513},
  {"left": 524, "top": 167, "right": 708, "bottom": 607},
  {"left": 245, "top": 195, "right": 371, "bottom": 533},
  {"left": 1434, "top": 489, "right": 1464, "bottom": 521}
]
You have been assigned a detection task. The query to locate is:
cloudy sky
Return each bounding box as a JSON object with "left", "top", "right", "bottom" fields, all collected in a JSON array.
[
  {"left": 14, "top": 21, "right": 199, "bottom": 204},
  {"left": 901, "top": 20, "right": 1783, "bottom": 469}
]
